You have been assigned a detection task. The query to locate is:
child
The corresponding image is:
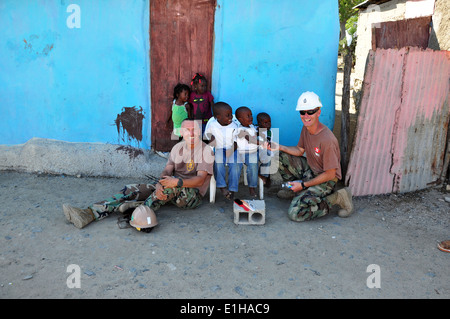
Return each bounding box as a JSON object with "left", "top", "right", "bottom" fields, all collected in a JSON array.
[
  {"left": 256, "top": 112, "right": 273, "bottom": 187},
  {"left": 204, "top": 102, "right": 241, "bottom": 200},
  {"left": 169, "top": 83, "right": 191, "bottom": 139},
  {"left": 189, "top": 73, "right": 214, "bottom": 136},
  {"left": 235, "top": 106, "right": 259, "bottom": 197}
]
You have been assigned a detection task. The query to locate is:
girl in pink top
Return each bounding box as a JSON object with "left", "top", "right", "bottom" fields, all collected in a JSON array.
[{"left": 189, "top": 73, "right": 214, "bottom": 136}]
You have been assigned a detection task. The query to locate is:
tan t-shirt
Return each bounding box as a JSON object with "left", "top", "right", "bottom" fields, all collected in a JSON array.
[
  {"left": 167, "top": 141, "right": 215, "bottom": 196},
  {"left": 298, "top": 125, "right": 342, "bottom": 180}
]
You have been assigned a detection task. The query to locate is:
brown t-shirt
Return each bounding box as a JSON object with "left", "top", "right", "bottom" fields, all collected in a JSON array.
[
  {"left": 167, "top": 141, "right": 215, "bottom": 196},
  {"left": 298, "top": 125, "right": 342, "bottom": 180}
]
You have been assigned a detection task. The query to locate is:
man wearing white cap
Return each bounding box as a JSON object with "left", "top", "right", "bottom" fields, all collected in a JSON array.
[{"left": 267, "top": 91, "right": 353, "bottom": 222}]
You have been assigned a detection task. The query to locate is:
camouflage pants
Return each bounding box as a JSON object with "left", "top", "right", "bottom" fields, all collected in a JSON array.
[
  {"left": 89, "top": 183, "right": 202, "bottom": 220},
  {"left": 278, "top": 152, "right": 337, "bottom": 222}
]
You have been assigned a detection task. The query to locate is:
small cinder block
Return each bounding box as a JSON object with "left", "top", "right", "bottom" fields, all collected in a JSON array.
[{"left": 233, "top": 200, "right": 265, "bottom": 225}]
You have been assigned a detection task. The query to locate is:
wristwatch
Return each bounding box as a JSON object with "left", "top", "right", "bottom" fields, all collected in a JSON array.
[
  {"left": 177, "top": 177, "right": 183, "bottom": 188},
  {"left": 301, "top": 181, "right": 308, "bottom": 190}
]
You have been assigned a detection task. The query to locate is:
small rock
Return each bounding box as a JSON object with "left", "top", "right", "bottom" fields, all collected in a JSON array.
[
  {"left": 84, "top": 270, "right": 95, "bottom": 276},
  {"left": 167, "top": 263, "right": 176, "bottom": 271},
  {"left": 210, "top": 285, "right": 221, "bottom": 292},
  {"left": 22, "top": 275, "right": 33, "bottom": 280},
  {"left": 444, "top": 196, "right": 450, "bottom": 203},
  {"left": 234, "top": 286, "right": 245, "bottom": 296}
]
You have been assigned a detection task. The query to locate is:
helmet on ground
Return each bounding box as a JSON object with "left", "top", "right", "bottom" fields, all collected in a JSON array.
[
  {"left": 296, "top": 91, "right": 323, "bottom": 111},
  {"left": 129, "top": 205, "right": 158, "bottom": 233}
]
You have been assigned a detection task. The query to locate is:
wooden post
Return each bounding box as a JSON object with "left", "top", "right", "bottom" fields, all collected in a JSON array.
[{"left": 340, "top": 46, "right": 353, "bottom": 179}]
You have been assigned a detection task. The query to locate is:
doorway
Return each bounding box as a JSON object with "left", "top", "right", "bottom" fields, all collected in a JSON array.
[{"left": 150, "top": 0, "right": 216, "bottom": 151}]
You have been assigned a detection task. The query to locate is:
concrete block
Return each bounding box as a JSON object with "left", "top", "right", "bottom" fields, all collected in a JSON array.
[{"left": 233, "top": 200, "right": 265, "bottom": 225}]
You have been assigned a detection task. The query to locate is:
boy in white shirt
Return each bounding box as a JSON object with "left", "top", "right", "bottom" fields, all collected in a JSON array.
[
  {"left": 204, "top": 102, "right": 241, "bottom": 200},
  {"left": 235, "top": 106, "right": 259, "bottom": 197},
  {"left": 256, "top": 112, "right": 274, "bottom": 187}
]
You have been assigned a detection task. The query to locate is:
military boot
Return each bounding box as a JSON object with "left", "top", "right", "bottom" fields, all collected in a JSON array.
[
  {"left": 277, "top": 188, "right": 295, "bottom": 199},
  {"left": 327, "top": 188, "right": 354, "bottom": 217},
  {"left": 63, "top": 204, "right": 95, "bottom": 229},
  {"left": 118, "top": 201, "right": 144, "bottom": 213}
]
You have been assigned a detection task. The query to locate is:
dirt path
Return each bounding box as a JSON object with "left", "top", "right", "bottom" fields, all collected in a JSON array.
[{"left": 0, "top": 171, "right": 448, "bottom": 299}]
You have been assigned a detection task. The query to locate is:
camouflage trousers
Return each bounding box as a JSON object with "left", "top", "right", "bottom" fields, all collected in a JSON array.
[
  {"left": 89, "top": 183, "right": 202, "bottom": 220},
  {"left": 278, "top": 152, "right": 337, "bottom": 222}
]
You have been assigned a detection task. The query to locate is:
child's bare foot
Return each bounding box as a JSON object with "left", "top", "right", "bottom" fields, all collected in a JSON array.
[
  {"left": 259, "top": 175, "right": 271, "bottom": 187},
  {"left": 220, "top": 188, "right": 234, "bottom": 200},
  {"left": 249, "top": 187, "right": 257, "bottom": 197},
  {"left": 219, "top": 188, "right": 228, "bottom": 196},
  {"left": 259, "top": 175, "right": 267, "bottom": 184}
]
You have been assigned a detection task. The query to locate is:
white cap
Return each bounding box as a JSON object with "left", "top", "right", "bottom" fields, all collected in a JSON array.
[{"left": 295, "top": 91, "right": 323, "bottom": 111}]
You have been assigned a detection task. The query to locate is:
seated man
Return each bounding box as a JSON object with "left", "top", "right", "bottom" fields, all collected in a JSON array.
[
  {"left": 267, "top": 91, "right": 353, "bottom": 222},
  {"left": 63, "top": 119, "right": 214, "bottom": 230}
]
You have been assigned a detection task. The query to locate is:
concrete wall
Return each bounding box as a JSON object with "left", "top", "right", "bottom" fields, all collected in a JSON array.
[
  {"left": 428, "top": 0, "right": 450, "bottom": 51},
  {"left": 0, "top": 0, "right": 339, "bottom": 177},
  {"left": 354, "top": 0, "right": 408, "bottom": 91},
  {"left": 353, "top": 0, "right": 443, "bottom": 93},
  {"left": 212, "top": 0, "right": 339, "bottom": 147},
  {"left": 0, "top": 0, "right": 151, "bottom": 148}
]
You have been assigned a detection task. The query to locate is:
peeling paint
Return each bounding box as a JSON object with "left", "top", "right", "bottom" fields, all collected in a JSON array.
[
  {"left": 18, "top": 32, "right": 58, "bottom": 61},
  {"left": 115, "top": 106, "right": 145, "bottom": 145},
  {"left": 115, "top": 145, "right": 144, "bottom": 159},
  {"left": 42, "top": 43, "right": 54, "bottom": 56}
]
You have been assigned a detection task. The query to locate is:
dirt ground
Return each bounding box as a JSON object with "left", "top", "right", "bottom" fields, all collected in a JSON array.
[
  {"left": 0, "top": 171, "right": 449, "bottom": 301},
  {"left": 1, "top": 65, "right": 449, "bottom": 301}
]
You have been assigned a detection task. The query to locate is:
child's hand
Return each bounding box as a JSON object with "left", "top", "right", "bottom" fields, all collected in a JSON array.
[
  {"left": 263, "top": 141, "right": 277, "bottom": 151},
  {"left": 225, "top": 147, "right": 234, "bottom": 158},
  {"left": 237, "top": 130, "right": 247, "bottom": 139},
  {"left": 208, "top": 134, "right": 216, "bottom": 146}
]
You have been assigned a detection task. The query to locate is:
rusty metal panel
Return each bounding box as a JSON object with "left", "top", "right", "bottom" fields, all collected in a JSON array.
[
  {"left": 391, "top": 47, "right": 450, "bottom": 193},
  {"left": 372, "top": 16, "right": 432, "bottom": 50},
  {"left": 346, "top": 48, "right": 405, "bottom": 196},
  {"left": 346, "top": 47, "right": 450, "bottom": 196},
  {"left": 150, "top": 0, "right": 216, "bottom": 151}
]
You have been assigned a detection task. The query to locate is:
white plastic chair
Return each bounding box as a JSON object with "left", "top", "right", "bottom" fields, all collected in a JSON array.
[{"left": 209, "top": 165, "right": 264, "bottom": 203}]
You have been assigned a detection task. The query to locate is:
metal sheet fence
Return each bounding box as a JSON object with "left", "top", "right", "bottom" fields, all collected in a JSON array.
[{"left": 346, "top": 47, "right": 450, "bottom": 196}]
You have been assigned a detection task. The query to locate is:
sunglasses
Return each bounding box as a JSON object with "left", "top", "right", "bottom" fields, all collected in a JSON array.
[{"left": 299, "top": 108, "right": 320, "bottom": 116}]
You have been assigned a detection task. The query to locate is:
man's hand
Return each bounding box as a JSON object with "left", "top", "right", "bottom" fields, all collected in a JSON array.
[
  {"left": 289, "top": 181, "right": 303, "bottom": 192},
  {"left": 154, "top": 182, "right": 168, "bottom": 200},
  {"left": 159, "top": 176, "right": 178, "bottom": 188}
]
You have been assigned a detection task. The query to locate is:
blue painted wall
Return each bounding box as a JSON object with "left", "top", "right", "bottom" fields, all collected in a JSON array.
[
  {"left": 0, "top": 0, "right": 150, "bottom": 148},
  {"left": 0, "top": 0, "right": 338, "bottom": 149},
  {"left": 212, "top": 0, "right": 339, "bottom": 146}
]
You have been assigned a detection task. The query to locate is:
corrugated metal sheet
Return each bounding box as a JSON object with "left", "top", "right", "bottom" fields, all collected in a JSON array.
[
  {"left": 346, "top": 47, "right": 450, "bottom": 196},
  {"left": 372, "top": 16, "right": 431, "bottom": 50}
]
